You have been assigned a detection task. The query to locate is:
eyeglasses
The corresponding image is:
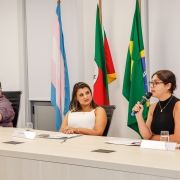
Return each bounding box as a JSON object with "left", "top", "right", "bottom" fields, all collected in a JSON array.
[{"left": 148, "top": 81, "right": 164, "bottom": 87}]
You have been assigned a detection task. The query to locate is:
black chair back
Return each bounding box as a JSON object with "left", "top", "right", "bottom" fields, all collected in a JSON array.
[
  {"left": 101, "top": 105, "right": 116, "bottom": 136},
  {"left": 2, "top": 91, "right": 22, "bottom": 127}
]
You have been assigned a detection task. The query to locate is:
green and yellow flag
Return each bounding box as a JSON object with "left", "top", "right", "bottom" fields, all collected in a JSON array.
[{"left": 122, "top": 0, "right": 149, "bottom": 136}]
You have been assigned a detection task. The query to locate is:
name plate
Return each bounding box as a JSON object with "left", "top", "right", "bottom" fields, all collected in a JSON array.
[
  {"left": 140, "top": 140, "right": 177, "bottom": 151},
  {"left": 13, "top": 130, "right": 36, "bottom": 139}
]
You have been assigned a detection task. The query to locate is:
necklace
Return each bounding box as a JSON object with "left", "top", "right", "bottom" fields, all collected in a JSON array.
[
  {"left": 159, "top": 96, "right": 173, "bottom": 112},
  {"left": 82, "top": 107, "right": 92, "bottom": 115}
]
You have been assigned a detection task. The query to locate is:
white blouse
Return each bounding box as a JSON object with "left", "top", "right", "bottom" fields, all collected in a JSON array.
[{"left": 68, "top": 109, "right": 96, "bottom": 129}]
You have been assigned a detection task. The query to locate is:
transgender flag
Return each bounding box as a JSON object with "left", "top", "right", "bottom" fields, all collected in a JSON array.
[{"left": 51, "top": 2, "right": 70, "bottom": 131}]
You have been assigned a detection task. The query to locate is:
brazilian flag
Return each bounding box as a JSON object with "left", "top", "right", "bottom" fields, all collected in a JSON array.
[{"left": 122, "top": 0, "right": 149, "bottom": 136}]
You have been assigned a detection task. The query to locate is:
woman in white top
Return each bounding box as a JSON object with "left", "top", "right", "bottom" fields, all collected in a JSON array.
[{"left": 59, "top": 82, "right": 107, "bottom": 135}]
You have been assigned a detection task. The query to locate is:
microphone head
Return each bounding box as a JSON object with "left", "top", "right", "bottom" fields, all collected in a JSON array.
[{"left": 145, "top": 92, "right": 152, "bottom": 99}]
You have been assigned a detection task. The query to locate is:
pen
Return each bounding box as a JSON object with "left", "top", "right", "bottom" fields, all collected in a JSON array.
[{"left": 61, "top": 138, "right": 67, "bottom": 144}]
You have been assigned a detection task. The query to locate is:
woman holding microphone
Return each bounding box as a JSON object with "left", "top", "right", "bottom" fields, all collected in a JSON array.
[{"left": 132, "top": 70, "right": 180, "bottom": 143}]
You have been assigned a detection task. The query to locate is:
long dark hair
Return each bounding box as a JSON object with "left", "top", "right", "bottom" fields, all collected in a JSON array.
[
  {"left": 69, "top": 82, "right": 98, "bottom": 111},
  {"left": 152, "top": 70, "right": 176, "bottom": 94}
]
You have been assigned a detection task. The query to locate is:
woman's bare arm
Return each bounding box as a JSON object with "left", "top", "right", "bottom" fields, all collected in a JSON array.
[{"left": 62, "top": 107, "right": 107, "bottom": 136}]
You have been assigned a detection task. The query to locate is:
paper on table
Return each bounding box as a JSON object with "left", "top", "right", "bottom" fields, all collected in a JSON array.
[
  {"left": 13, "top": 130, "right": 36, "bottom": 139},
  {"left": 48, "top": 133, "right": 81, "bottom": 139},
  {"left": 105, "top": 139, "right": 141, "bottom": 146},
  {"left": 141, "top": 140, "right": 177, "bottom": 151}
]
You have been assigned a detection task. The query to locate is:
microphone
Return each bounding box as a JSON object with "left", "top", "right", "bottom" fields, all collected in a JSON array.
[{"left": 131, "top": 92, "right": 152, "bottom": 116}]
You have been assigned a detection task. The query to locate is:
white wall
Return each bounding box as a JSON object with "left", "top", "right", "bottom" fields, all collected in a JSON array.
[
  {"left": 148, "top": 0, "right": 180, "bottom": 99},
  {"left": 0, "top": 0, "right": 27, "bottom": 128},
  {"left": 0, "top": 1, "right": 19, "bottom": 90},
  {"left": 1, "top": 0, "right": 180, "bottom": 138},
  {"left": 26, "top": 0, "right": 80, "bottom": 100}
]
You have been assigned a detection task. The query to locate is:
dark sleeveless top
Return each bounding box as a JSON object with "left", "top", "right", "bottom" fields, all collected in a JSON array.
[{"left": 151, "top": 96, "right": 179, "bottom": 135}]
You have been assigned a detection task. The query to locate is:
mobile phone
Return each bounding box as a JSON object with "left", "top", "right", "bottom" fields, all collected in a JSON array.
[{"left": 38, "top": 134, "right": 50, "bottom": 138}]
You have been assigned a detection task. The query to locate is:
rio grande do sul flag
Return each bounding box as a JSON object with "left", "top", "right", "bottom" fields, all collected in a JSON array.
[
  {"left": 51, "top": 2, "right": 70, "bottom": 131},
  {"left": 104, "top": 30, "right": 116, "bottom": 84},
  {"left": 122, "top": 0, "right": 149, "bottom": 136},
  {"left": 93, "top": 5, "right": 109, "bottom": 105}
]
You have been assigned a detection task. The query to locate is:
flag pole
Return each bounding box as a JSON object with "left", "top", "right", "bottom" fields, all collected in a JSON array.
[
  {"left": 98, "top": 0, "right": 102, "bottom": 25},
  {"left": 138, "top": 0, "right": 141, "bottom": 14}
]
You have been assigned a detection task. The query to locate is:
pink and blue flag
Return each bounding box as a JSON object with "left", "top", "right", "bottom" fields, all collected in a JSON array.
[{"left": 51, "top": 2, "right": 70, "bottom": 131}]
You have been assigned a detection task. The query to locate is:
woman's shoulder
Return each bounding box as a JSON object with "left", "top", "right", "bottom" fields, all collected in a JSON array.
[
  {"left": 94, "top": 106, "right": 104, "bottom": 110},
  {"left": 65, "top": 110, "right": 72, "bottom": 116},
  {"left": 174, "top": 100, "right": 180, "bottom": 109},
  {"left": 150, "top": 102, "right": 158, "bottom": 109},
  {"left": 149, "top": 102, "right": 158, "bottom": 114},
  {"left": 172, "top": 96, "right": 180, "bottom": 102},
  {"left": 170, "top": 96, "right": 180, "bottom": 109},
  {"left": 94, "top": 106, "right": 106, "bottom": 113},
  {"left": 69, "top": 109, "right": 79, "bottom": 113},
  {"left": 173, "top": 99, "right": 180, "bottom": 116}
]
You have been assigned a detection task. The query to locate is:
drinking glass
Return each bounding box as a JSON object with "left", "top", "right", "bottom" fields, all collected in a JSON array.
[
  {"left": 25, "top": 122, "right": 33, "bottom": 131},
  {"left": 160, "top": 131, "right": 169, "bottom": 142}
]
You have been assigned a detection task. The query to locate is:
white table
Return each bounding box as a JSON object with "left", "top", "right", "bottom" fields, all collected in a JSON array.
[{"left": 0, "top": 128, "right": 180, "bottom": 180}]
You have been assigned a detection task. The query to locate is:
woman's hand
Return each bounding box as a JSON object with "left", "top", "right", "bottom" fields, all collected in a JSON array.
[
  {"left": 62, "top": 126, "right": 74, "bottom": 134},
  {"left": 132, "top": 101, "right": 144, "bottom": 116}
]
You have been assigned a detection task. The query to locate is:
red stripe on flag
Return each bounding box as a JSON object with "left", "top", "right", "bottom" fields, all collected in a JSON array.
[
  {"left": 104, "top": 31, "right": 116, "bottom": 84},
  {"left": 93, "top": 67, "right": 109, "bottom": 105},
  {"left": 104, "top": 38, "right": 115, "bottom": 74}
]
